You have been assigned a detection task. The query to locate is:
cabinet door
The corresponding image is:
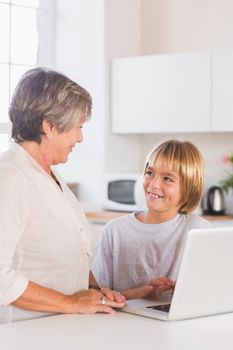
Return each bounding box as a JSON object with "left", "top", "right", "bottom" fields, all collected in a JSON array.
[
  {"left": 111, "top": 52, "right": 211, "bottom": 133},
  {"left": 212, "top": 49, "right": 233, "bottom": 131}
]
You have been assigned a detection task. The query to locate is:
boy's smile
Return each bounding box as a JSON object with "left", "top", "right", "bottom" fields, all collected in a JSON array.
[{"left": 146, "top": 192, "right": 165, "bottom": 200}]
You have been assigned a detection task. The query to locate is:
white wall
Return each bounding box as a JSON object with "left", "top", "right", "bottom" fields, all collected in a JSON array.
[
  {"left": 105, "top": 0, "right": 141, "bottom": 173},
  {"left": 54, "top": 0, "right": 106, "bottom": 205},
  {"left": 53, "top": 0, "right": 142, "bottom": 208},
  {"left": 140, "top": 0, "right": 233, "bottom": 214},
  {"left": 51, "top": 0, "right": 233, "bottom": 213}
]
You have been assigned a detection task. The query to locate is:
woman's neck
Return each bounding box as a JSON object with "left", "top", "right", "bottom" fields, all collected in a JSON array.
[{"left": 19, "top": 141, "right": 52, "bottom": 176}]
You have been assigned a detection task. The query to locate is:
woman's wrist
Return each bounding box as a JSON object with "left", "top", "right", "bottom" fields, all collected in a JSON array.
[
  {"left": 59, "top": 294, "right": 78, "bottom": 314},
  {"left": 88, "top": 284, "right": 101, "bottom": 290}
]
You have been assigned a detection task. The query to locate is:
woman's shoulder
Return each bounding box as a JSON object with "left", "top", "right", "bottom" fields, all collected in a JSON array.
[
  {"left": 0, "top": 148, "right": 27, "bottom": 191},
  {"left": 0, "top": 156, "right": 24, "bottom": 178},
  {"left": 0, "top": 144, "right": 24, "bottom": 170}
]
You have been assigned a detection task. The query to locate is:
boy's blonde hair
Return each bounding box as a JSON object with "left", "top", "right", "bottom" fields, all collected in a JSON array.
[{"left": 144, "top": 139, "right": 204, "bottom": 214}]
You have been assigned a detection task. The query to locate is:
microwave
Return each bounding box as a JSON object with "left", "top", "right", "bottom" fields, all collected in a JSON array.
[{"left": 103, "top": 173, "right": 146, "bottom": 212}]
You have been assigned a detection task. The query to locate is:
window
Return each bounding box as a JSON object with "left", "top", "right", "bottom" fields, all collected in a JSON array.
[{"left": 0, "top": 0, "right": 39, "bottom": 152}]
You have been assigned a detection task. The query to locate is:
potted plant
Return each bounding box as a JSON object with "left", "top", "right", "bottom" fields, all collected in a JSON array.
[{"left": 220, "top": 154, "right": 233, "bottom": 194}]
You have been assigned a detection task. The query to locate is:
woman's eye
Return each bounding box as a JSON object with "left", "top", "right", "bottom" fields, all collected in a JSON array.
[{"left": 146, "top": 171, "right": 153, "bottom": 176}]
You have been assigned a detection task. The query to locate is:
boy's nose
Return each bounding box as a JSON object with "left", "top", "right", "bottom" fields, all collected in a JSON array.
[{"left": 150, "top": 176, "right": 161, "bottom": 188}]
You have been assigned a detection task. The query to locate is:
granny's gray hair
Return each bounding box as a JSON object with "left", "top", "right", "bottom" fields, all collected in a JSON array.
[{"left": 9, "top": 67, "right": 92, "bottom": 143}]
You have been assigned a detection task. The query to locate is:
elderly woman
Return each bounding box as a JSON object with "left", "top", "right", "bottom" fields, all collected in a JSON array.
[{"left": 0, "top": 68, "right": 125, "bottom": 323}]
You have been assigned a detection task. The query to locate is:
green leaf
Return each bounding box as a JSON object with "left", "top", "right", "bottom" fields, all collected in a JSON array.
[{"left": 220, "top": 173, "right": 233, "bottom": 194}]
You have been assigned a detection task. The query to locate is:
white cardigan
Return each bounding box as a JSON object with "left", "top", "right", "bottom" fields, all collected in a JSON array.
[{"left": 0, "top": 143, "right": 91, "bottom": 323}]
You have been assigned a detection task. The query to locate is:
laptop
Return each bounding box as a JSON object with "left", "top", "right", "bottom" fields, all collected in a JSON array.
[{"left": 121, "top": 226, "right": 233, "bottom": 321}]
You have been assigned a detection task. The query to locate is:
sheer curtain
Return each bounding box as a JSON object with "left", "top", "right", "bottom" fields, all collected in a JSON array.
[{"left": 0, "top": 0, "right": 56, "bottom": 152}]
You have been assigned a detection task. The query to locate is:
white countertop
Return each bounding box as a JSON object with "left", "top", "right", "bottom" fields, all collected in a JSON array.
[{"left": 1, "top": 311, "right": 233, "bottom": 350}]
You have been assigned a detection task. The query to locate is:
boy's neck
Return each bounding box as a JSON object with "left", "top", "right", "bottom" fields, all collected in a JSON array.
[{"left": 137, "top": 210, "right": 179, "bottom": 224}]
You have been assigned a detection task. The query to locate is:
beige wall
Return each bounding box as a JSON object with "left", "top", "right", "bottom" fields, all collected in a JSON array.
[
  {"left": 139, "top": 0, "right": 233, "bottom": 214},
  {"left": 141, "top": 0, "right": 233, "bottom": 54}
]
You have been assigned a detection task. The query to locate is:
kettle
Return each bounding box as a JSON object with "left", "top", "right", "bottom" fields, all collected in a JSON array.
[{"left": 202, "top": 186, "right": 225, "bottom": 215}]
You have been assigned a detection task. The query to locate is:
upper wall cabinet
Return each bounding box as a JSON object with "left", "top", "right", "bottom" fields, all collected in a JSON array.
[
  {"left": 111, "top": 52, "right": 211, "bottom": 133},
  {"left": 212, "top": 49, "right": 233, "bottom": 131}
]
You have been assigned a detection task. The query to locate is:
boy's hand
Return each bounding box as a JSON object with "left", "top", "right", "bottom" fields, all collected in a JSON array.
[
  {"left": 121, "top": 277, "right": 175, "bottom": 300},
  {"left": 147, "top": 276, "right": 175, "bottom": 297}
]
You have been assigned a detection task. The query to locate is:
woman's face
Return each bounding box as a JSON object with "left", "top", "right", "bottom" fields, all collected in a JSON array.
[
  {"left": 143, "top": 158, "right": 181, "bottom": 220},
  {"left": 46, "top": 121, "right": 84, "bottom": 165}
]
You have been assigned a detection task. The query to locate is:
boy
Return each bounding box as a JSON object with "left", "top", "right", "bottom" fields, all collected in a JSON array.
[{"left": 92, "top": 139, "right": 211, "bottom": 299}]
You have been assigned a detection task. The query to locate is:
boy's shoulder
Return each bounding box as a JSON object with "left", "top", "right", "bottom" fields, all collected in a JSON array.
[
  {"left": 184, "top": 213, "right": 212, "bottom": 228},
  {"left": 104, "top": 212, "right": 133, "bottom": 230}
]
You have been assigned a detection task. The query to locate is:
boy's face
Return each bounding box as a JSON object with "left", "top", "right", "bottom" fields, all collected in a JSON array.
[{"left": 143, "top": 159, "right": 181, "bottom": 219}]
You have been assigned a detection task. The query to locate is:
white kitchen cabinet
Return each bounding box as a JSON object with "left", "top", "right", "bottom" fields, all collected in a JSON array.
[
  {"left": 111, "top": 51, "right": 211, "bottom": 133},
  {"left": 212, "top": 49, "right": 233, "bottom": 131}
]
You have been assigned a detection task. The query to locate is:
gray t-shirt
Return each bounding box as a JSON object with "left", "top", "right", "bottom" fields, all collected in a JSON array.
[{"left": 92, "top": 212, "right": 211, "bottom": 291}]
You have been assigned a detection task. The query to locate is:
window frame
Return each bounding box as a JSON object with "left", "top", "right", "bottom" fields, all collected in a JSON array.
[{"left": 0, "top": 0, "right": 39, "bottom": 151}]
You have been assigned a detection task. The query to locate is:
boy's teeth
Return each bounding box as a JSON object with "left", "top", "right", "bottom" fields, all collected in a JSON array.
[{"left": 150, "top": 193, "right": 163, "bottom": 198}]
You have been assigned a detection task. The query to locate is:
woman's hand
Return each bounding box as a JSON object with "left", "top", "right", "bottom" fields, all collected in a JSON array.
[
  {"left": 99, "top": 287, "right": 126, "bottom": 304},
  {"left": 66, "top": 288, "right": 126, "bottom": 314}
]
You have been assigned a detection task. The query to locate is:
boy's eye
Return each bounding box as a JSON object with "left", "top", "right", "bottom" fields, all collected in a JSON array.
[
  {"left": 164, "top": 176, "right": 173, "bottom": 182},
  {"left": 145, "top": 170, "right": 153, "bottom": 176}
]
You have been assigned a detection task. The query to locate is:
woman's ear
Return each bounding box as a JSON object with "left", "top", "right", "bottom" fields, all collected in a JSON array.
[{"left": 42, "top": 121, "right": 53, "bottom": 139}]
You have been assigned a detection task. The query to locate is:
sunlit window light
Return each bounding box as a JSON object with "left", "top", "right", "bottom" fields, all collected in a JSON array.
[{"left": 0, "top": 0, "right": 38, "bottom": 150}]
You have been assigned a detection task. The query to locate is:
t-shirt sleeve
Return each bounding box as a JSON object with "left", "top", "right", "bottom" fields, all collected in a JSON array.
[
  {"left": 0, "top": 164, "right": 29, "bottom": 305},
  {"left": 91, "top": 224, "right": 114, "bottom": 289}
]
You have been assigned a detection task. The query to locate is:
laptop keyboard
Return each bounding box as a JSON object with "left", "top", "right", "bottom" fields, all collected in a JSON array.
[{"left": 147, "top": 304, "right": 171, "bottom": 313}]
